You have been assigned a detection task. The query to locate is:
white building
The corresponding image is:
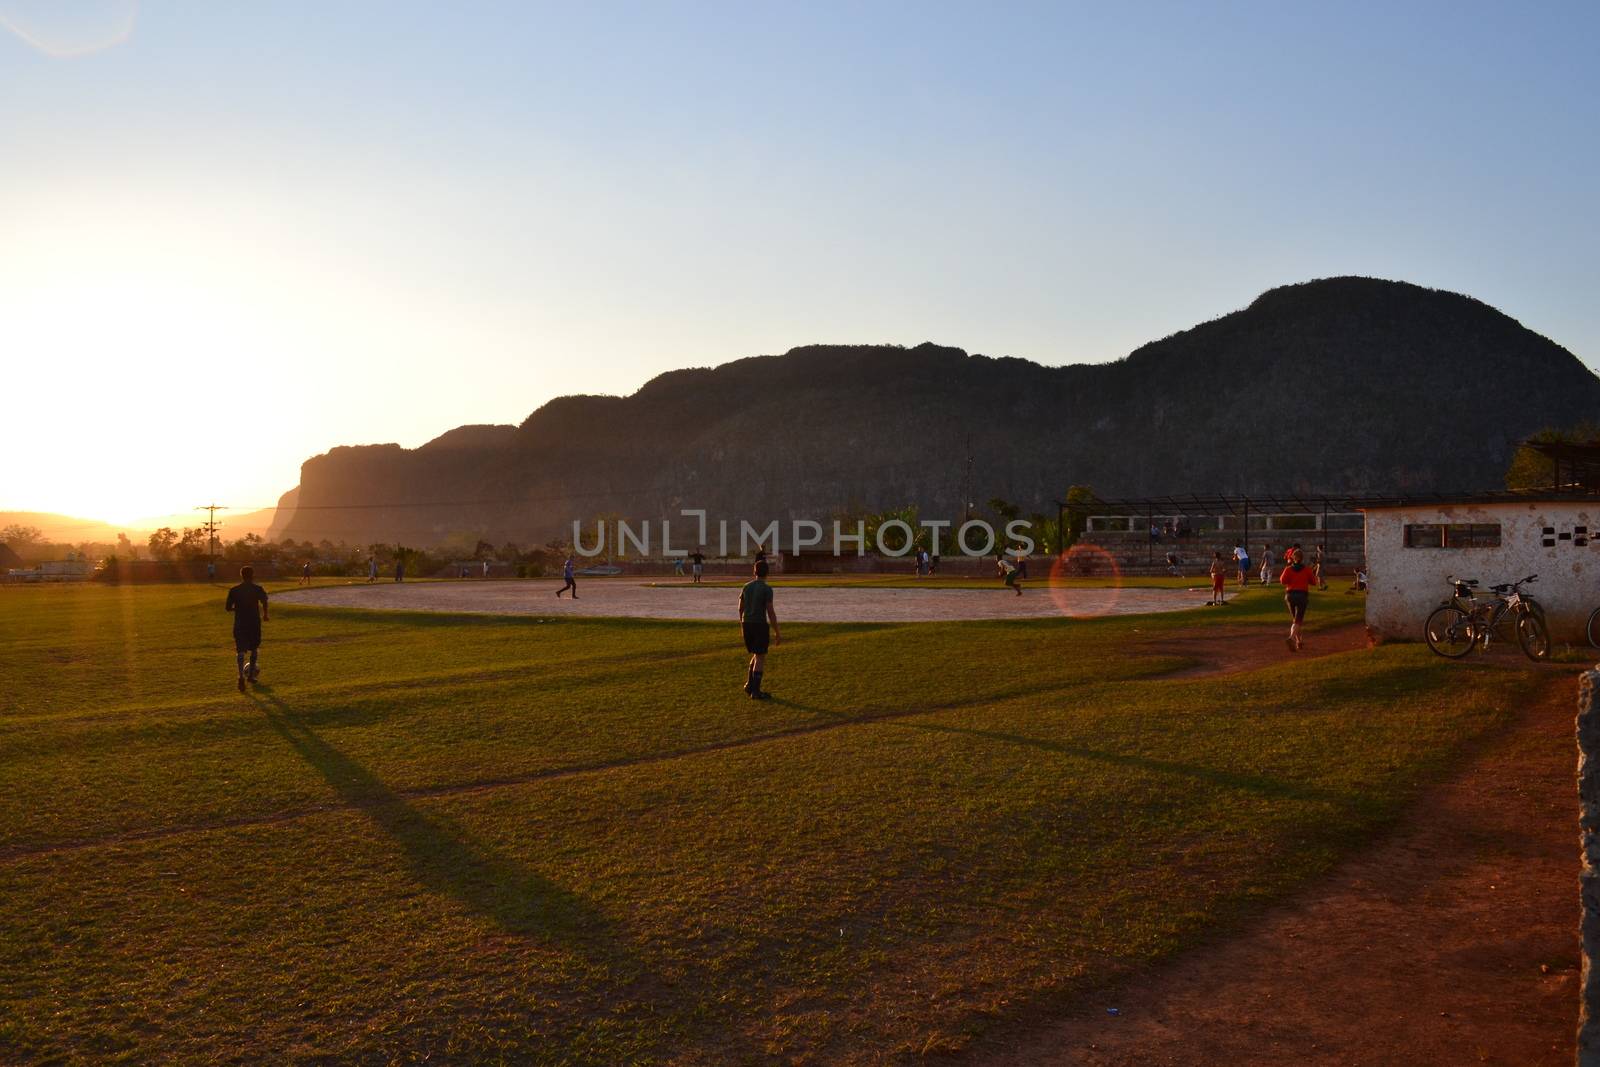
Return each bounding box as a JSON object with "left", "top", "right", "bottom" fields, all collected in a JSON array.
[{"left": 1361, "top": 494, "right": 1599, "bottom": 643}]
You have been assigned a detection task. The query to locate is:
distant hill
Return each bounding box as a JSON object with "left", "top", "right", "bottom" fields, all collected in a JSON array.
[
  {"left": 2, "top": 504, "right": 280, "bottom": 548},
  {"left": 276, "top": 277, "right": 1600, "bottom": 545},
  {"left": 0, "top": 511, "right": 126, "bottom": 544}
]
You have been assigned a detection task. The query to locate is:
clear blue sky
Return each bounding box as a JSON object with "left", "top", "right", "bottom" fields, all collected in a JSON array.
[{"left": 2, "top": 0, "right": 1595, "bottom": 520}]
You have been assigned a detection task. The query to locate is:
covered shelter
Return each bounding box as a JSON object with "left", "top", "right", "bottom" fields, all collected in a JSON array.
[
  {"left": 1525, "top": 439, "right": 1600, "bottom": 492},
  {"left": 1054, "top": 492, "right": 1365, "bottom": 576}
]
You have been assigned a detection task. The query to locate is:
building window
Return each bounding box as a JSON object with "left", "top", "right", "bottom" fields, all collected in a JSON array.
[
  {"left": 1404, "top": 522, "right": 1501, "bottom": 548},
  {"left": 1404, "top": 524, "right": 1443, "bottom": 548},
  {"left": 1445, "top": 523, "right": 1502, "bottom": 548}
]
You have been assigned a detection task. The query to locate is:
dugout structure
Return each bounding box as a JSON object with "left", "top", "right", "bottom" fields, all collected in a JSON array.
[{"left": 1054, "top": 492, "right": 1365, "bottom": 576}]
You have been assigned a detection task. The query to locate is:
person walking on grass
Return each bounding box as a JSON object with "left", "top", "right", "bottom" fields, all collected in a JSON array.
[
  {"left": 225, "top": 565, "right": 269, "bottom": 693},
  {"left": 1280, "top": 546, "right": 1316, "bottom": 651},
  {"left": 300, "top": 559, "right": 312, "bottom": 586},
  {"left": 1232, "top": 540, "right": 1250, "bottom": 588},
  {"left": 690, "top": 549, "right": 705, "bottom": 584},
  {"left": 1259, "top": 544, "right": 1275, "bottom": 587},
  {"left": 368, "top": 556, "right": 378, "bottom": 583},
  {"left": 1208, "top": 551, "right": 1228, "bottom": 605},
  {"left": 739, "top": 558, "right": 780, "bottom": 699},
  {"left": 556, "top": 555, "right": 578, "bottom": 598},
  {"left": 1313, "top": 544, "right": 1327, "bottom": 590}
]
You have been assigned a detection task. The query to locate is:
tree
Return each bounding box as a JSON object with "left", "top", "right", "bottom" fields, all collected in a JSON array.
[
  {"left": 0, "top": 524, "right": 43, "bottom": 547},
  {"left": 473, "top": 540, "right": 495, "bottom": 560},
  {"left": 1062, "top": 485, "right": 1096, "bottom": 550},
  {"left": 1027, "top": 511, "right": 1055, "bottom": 555},
  {"left": 148, "top": 527, "right": 179, "bottom": 561},
  {"left": 862, "top": 504, "right": 920, "bottom": 555},
  {"left": 986, "top": 497, "right": 1020, "bottom": 523},
  {"left": 1506, "top": 424, "right": 1600, "bottom": 490},
  {"left": 115, "top": 532, "right": 140, "bottom": 560},
  {"left": 175, "top": 527, "right": 207, "bottom": 560}
]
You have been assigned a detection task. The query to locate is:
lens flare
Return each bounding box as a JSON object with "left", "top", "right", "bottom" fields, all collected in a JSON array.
[
  {"left": 1047, "top": 542, "right": 1123, "bottom": 618},
  {"left": 0, "top": 0, "right": 137, "bottom": 58}
]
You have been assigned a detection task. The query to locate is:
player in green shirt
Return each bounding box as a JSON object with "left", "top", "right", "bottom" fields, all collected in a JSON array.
[{"left": 738, "top": 559, "right": 781, "bottom": 700}]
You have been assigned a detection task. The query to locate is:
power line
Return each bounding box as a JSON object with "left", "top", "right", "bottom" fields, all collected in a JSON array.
[{"left": 195, "top": 503, "right": 228, "bottom": 564}]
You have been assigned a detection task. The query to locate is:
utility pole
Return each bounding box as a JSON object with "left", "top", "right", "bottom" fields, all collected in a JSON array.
[
  {"left": 195, "top": 503, "right": 228, "bottom": 571},
  {"left": 962, "top": 433, "right": 973, "bottom": 524}
]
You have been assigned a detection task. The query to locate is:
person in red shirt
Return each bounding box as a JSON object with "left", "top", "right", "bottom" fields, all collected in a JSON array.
[{"left": 1279, "top": 547, "right": 1316, "bottom": 650}]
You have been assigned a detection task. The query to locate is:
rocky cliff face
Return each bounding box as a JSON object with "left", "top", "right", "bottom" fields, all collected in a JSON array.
[{"left": 276, "top": 277, "right": 1600, "bottom": 546}]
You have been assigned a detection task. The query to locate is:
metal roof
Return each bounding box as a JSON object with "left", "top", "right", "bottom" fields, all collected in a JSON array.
[
  {"left": 1526, "top": 440, "right": 1600, "bottom": 491},
  {"left": 1056, "top": 489, "right": 1600, "bottom": 514}
]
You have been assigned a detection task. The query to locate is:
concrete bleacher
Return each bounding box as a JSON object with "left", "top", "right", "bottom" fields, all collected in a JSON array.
[{"left": 1070, "top": 514, "right": 1365, "bottom": 577}]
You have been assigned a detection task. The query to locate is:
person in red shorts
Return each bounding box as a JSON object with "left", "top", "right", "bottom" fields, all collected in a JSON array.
[
  {"left": 1207, "top": 551, "right": 1227, "bottom": 605},
  {"left": 1279, "top": 546, "right": 1317, "bottom": 650}
]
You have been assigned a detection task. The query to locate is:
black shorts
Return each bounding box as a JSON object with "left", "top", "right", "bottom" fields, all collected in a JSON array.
[
  {"left": 1285, "top": 590, "right": 1308, "bottom": 623},
  {"left": 742, "top": 622, "right": 770, "bottom": 655},
  {"left": 234, "top": 628, "right": 261, "bottom": 654}
]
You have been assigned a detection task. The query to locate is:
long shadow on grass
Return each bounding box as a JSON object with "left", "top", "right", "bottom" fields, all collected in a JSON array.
[
  {"left": 249, "top": 688, "right": 619, "bottom": 948},
  {"left": 900, "top": 721, "right": 1356, "bottom": 808}
]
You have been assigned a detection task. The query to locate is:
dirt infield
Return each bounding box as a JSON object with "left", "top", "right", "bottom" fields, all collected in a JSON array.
[
  {"left": 971, "top": 667, "right": 1582, "bottom": 1066},
  {"left": 276, "top": 578, "right": 1205, "bottom": 622}
]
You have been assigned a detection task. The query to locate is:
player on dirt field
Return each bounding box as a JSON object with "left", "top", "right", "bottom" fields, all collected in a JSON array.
[
  {"left": 225, "top": 565, "right": 269, "bottom": 693},
  {"left": 1208, "top": 551, "right": 1228, "bottom": 605},
  {"left": 690, "top": 549, "right": 705, "bottom": 584},
  {"left": 739, "top": 558, "right": 780, "bottom": 699},
  {"left": 998, "top": 552, "right": 1022, "bottom": 596},
  {"left": 557, "top": 555, "right": 578, "bottom": 598}
]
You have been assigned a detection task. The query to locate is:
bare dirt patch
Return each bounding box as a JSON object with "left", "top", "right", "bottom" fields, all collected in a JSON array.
[
  {"left": 970, "top": 669, "right": 1582, "bottom": 1066},
  {"left": 276, "top": 578, "right": 1204, "bottom": 623},
  {"left": 1140, "top": 623, "right": 1373, "bottom": 679}
]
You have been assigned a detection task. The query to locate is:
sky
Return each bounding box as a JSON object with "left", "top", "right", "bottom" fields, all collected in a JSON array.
[{"left": 2, "top": 1, "right": 1596, "bottom": 527}]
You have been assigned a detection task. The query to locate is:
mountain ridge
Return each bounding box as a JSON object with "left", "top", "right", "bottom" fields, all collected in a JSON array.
[{"left": 274, "top": 277, "right": 1600, "bottom": 545}]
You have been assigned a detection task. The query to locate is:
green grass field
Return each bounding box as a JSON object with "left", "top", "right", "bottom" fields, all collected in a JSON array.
[{"left": 0, "top": 582, "right": 1525, "bottom": 1063}]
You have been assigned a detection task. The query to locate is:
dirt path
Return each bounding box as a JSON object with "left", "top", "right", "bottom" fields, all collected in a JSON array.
[
  {"left": 1137, "top": 622, "right": 1373, "bottom": 678},
  {"left": 972, "top": 667, "right": 1582, "bottom": 1066},
  {"left": 276, "top": 578, "right": 1203, "bottom": 622}
]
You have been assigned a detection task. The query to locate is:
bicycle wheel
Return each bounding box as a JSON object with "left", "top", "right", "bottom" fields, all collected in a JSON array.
[
  {"left": 1425, "top": 606, "right": 1475, "bottom": 658},
  {"left": 1588, "top": 606, "right": 1600, "bottom": 649},
  {"left": 1517, "top": 612, "right": 1550, "bottom": 662}
]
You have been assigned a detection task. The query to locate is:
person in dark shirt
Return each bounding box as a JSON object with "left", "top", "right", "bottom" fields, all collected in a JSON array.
[
  {"left": 225, "top": 565, "right": 269, "bottom": 692},
  {"left": 557, "top": 556, "right": 578, "bottom": 598},
  {"left": 690, "top": 549, "right": 706, "bottom": 584},
  {"left": 738, "top": 559, "right": 780, "bottom": 700}
]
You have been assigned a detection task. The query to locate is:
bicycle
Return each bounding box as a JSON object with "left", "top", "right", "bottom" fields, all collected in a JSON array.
[
  {"left": 1424, "top": 574, "right": 1548, "bottom": 662},
  {"left": 1431, "top": 576, "right": 1545, "bottom": 629}
]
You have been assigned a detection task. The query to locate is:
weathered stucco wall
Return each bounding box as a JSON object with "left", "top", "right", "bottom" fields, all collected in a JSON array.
[{"left": 1364, "top": 502, "right": 1598, "bottom": 643}]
